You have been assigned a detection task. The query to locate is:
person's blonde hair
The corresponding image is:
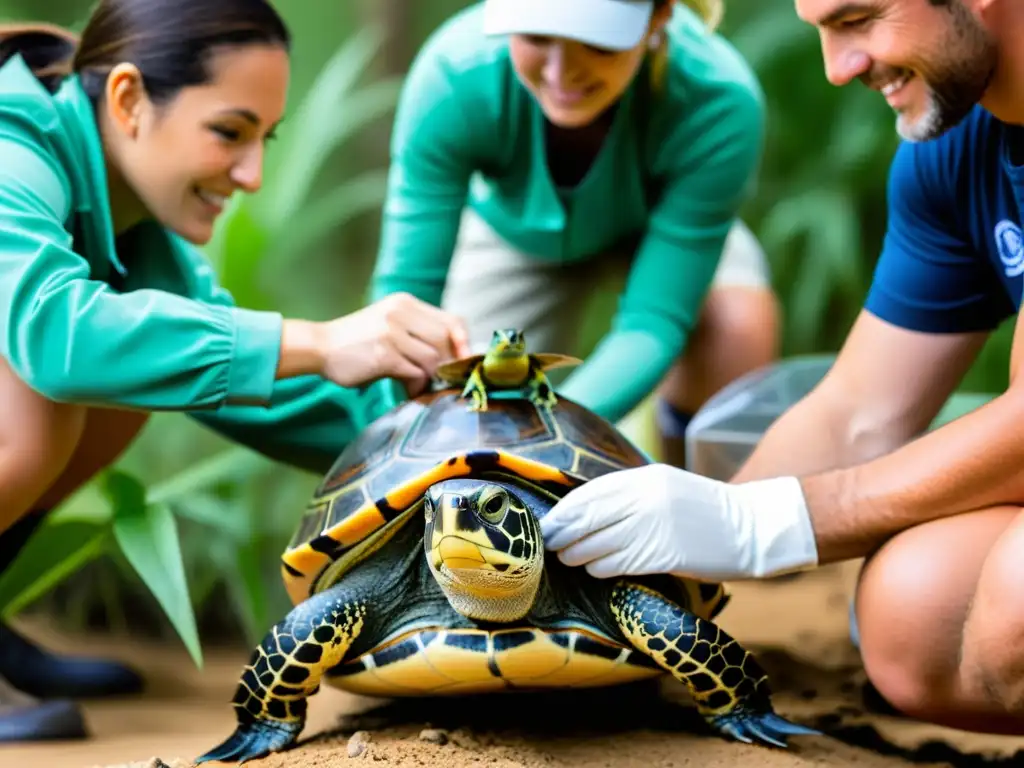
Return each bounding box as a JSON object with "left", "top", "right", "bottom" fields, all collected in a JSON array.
[
  {"left": 649, "top": 0, "right": 724, "bottom": 91},
  {"left": 677, "top": 0, "right": 723, "bottom": 30}
]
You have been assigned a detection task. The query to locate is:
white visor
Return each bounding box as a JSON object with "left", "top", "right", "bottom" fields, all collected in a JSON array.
[{"left": 483, "top": 0, "right": 655, "bottom": 52}]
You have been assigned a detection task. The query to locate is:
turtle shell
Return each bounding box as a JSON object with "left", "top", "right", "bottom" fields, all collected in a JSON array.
[{"left": 280, "top": 387, "right": 648, "bottom": 604}]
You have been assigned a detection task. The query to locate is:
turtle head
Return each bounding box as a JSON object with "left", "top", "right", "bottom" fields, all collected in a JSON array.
[
  {"left": 423, "top": 477, "right": 544, "bottom": 622},
  {"left": 486, "top": 328, "right": 527, "bottom": 359}
]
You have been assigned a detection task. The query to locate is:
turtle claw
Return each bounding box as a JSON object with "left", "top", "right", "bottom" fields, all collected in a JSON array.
[
  {"left": 195, "top": 718, "right": 303, "bottom": 764},
  {"left": 708, "top": 710, "right": 821, "bottom": 749},
  {"left": 461, "top": 379, "right": 489, "bottom": 412}
]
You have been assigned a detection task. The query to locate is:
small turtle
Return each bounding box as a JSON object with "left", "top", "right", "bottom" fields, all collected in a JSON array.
[
  {"left": 434, "top": 328, "right": 581, "bottom": 411},
  {"left": 197, "top": 353, "right": 819, "bottom": 764}
]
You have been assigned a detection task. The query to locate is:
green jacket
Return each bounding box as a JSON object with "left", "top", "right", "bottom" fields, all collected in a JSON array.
[
  {"left": 371, "top": 3, "right": 765, "bottom": 423},
  {"left": 0, "top": 54, "right": 379, "bottom": 475}
]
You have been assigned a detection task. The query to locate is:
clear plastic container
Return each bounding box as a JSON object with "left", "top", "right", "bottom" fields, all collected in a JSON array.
[
  {"left": 685, "top": 354, "right": 993, "bottom": 480},
  {"left": 685, "top": 355, "right": 834, "bottom": 480}
]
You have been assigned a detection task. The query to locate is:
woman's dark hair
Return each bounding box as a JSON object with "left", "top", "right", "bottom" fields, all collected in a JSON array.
[{"left": 0, "top": 0, "right": 290, "bottom": 100}]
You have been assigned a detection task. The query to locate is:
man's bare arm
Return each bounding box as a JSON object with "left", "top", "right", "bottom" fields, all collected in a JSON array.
[
  {"left": 538, "top": 312, "right": 1000, "bottom": 583},
  {"left": 737, "top": 310, "right": 1018, "bottom": 565},
  {"left": 733, "top": 310, "right": 987, "bottom": 483}
]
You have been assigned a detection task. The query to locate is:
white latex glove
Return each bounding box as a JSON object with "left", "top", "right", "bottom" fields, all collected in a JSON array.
[{"left": 539, "top": 464, "right": 819, "bottom": 582}]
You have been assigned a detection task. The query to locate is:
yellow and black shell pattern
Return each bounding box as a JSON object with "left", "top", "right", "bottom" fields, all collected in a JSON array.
[{"left": 281, "top": 388, "right": 648, "bottom": 605}]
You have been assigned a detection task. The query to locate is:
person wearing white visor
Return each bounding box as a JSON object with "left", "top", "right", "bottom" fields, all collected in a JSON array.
[
  {"left": 483, "top": 0, "right": 672, "bottom": 51},
  {"left": 370, "top": 0, "right": 776, "bottom": 472}
]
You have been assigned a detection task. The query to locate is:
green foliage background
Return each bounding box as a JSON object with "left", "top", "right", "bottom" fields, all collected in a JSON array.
[{"left": 0, "top": 0, "right": 1011, "bottom": 662}]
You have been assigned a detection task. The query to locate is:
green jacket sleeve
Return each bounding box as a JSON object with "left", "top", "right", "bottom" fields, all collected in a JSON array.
[
  {"left": 0, "top": 135, "right": 382, "bottom": 477},
  {"left": 369, "top": 30, "right": 479, "bottom": 306},
  {"left": 559, "top": 80, "right": 766, "bottom": 424},
  {"left": 0, "top": 135, "right": 283, "bottom": 409},
  {"left": 175, "top": 240, "right": 393, "bottom": 476}
]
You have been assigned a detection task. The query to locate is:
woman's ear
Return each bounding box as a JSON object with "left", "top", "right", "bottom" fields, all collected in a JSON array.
[
  {"left": 646, "top": 0, "right": 674, "bottom": 48},
  {"left": 651, "top": 0, "right": 675, "bottom": 32},
  {"left": 103, "top": 62, "right": 147, "bottom": 139}
]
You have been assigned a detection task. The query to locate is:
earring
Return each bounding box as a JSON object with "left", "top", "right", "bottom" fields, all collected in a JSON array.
[{"left": 648, "top": 31, "right": 662, "bottom": 50}]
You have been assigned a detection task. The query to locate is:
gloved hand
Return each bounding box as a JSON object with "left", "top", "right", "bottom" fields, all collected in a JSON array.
[{"left": 539, "top": 464, "right": 819, "bottom": 582}]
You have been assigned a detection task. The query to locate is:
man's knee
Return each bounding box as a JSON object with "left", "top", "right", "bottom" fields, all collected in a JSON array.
[
  {"left": 859, "top": 628, "right": 950, "bottom": 719},
  {"left": 958, "top": 513, "right": 1024, "bottom": 712},
  {"left": 855, "top": 509, "right": 1021, "bottom": 719},
  {"left": 960, "top": 619, "right": 1024, "bottom": 715},
  {"left": 855, "top": 552, "right": 959, "bottom": 717}
]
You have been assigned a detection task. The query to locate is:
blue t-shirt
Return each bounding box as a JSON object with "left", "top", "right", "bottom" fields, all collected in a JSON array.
[{"left": 865, "top": 105, "right": 1024, "bottom": 333}]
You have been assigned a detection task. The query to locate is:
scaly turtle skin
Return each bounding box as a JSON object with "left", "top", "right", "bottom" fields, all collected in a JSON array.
[
  {"left": 198, "top": 350, "right": 819, "bottom": 764},
  {"left": 435, "top": 328, "right": 581, "bottom": 412}
]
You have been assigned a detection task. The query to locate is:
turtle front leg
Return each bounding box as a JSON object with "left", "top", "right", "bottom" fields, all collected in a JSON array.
[
  {"left": 461, "top": 367, "right": 489, "bottom": 412},
  {"left": 196, "top": 584, "right": 367, "bottom": 764},
  {"left": 610, "top": 582, "right": 820, "bottom": 748},
  {"left": 525, "top": 364, "right": 558, "bottom": 410}
]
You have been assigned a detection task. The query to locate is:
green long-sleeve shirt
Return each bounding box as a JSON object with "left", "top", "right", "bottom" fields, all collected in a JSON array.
[
  {"left": 0, "top": 54, "right": 382, "bottom": 476},
  {"left": 371, "top": 3, "right": 765, "bottom": 423}
]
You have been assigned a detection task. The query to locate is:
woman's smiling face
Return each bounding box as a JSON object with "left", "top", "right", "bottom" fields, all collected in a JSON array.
[{"left": 507, "top": 3, "right": 671, "bottom": 128}]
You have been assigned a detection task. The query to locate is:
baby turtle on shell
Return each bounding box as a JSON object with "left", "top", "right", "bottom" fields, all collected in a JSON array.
[
  {"left": 197, "top": 332, "right": 819, "bottom": 764},
  {"left": 434, "top": 328, "right": 581, "bottom": 411}
]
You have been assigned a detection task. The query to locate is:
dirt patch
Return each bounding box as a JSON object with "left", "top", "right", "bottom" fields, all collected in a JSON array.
[{"left": 7, "top": 561, "right": 1024, "bottom": 768}]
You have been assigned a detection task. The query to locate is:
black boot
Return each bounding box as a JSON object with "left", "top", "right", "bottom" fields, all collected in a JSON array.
[
  {"left": 0, "top": 510, "right": 143, "bottom": 701},
  {"left": 0, "top": 511, "right": 86, "bottom": 741},
  {"left": 0, "top": 672, "right": 87, "bottom": 743},
  {"left": 0, "top": 623, "right": 143, "bottom": 699}
]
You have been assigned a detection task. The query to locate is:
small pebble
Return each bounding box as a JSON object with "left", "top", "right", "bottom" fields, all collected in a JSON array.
[
  {"left": 348, "top": 730, "right": 371, "bottom": 758},
  {"left": 419, "top": 728, "right": 449, "bottom": 745}
]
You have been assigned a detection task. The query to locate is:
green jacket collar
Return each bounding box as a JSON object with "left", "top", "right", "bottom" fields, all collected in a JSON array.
[{"left": 53, "top": 71, "right": 124, "bottom": 276}]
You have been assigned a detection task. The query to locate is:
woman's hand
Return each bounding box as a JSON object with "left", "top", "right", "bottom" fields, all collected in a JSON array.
[{"left": 279, "top": 293, "right": 471, "bottom": 396}]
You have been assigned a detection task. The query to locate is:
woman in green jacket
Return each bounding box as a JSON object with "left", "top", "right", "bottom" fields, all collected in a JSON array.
[
  {"left": 0, "top": 0, "right": 468, "bottom": 742},
  {"left": 371, "top": 0, "right": 776, "bottom": 464}
]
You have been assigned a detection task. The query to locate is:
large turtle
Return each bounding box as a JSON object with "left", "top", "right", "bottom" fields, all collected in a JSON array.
[{"left": 197, "top": 332, "right": 820, "bottom": 764}]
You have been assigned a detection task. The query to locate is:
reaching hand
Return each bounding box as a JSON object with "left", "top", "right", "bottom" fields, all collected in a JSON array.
[
  {"left": 538, "top": 464, "right": 819, "bottom": 582},
  {"left": 319, "top": 293, "right": 471, "bottom": 396}
]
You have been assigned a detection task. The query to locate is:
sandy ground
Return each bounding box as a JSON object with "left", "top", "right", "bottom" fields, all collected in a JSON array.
[{"left": 4, "top": 561, "right": 1024, "bottom": 768}]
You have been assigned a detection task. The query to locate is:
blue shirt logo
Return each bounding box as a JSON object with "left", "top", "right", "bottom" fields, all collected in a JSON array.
[
  {"left": 863, "top": 105, "right": 1024, "bottom": 330},
  {"left": 996, "top": 219, "right": 1024, "bottom": 278}
]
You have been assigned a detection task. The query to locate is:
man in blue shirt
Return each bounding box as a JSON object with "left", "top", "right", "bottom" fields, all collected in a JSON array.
[{"left": 540, "top": 0, "right": 1024, "bottom": 734}]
